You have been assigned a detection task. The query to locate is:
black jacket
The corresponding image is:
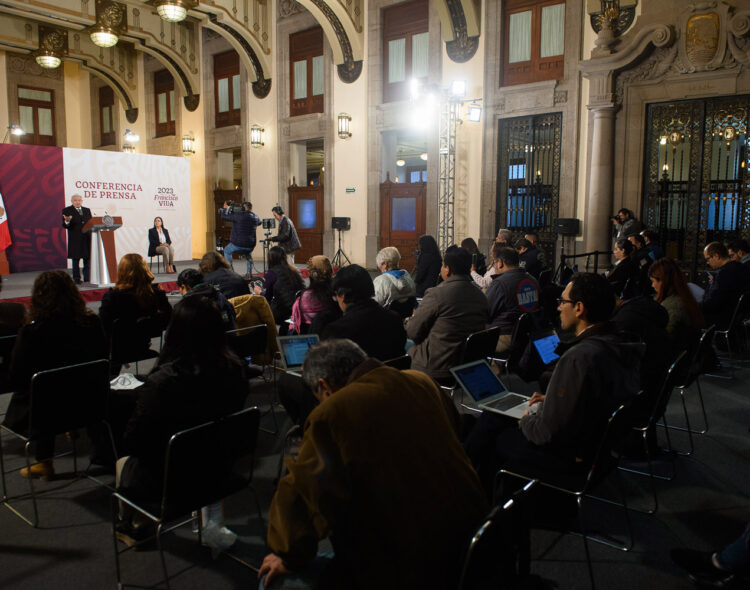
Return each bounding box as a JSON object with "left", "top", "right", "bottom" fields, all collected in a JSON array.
[
  {"left": 61, "top": 205, "right": 92, "bottom": 259},
  {"left": 519, "top": 248, "right": 543, "bottom": 278},
  {"left": 321, "top": 299, "right": 407, "bottom": 361},
  {"left": 147, "top": 227, "right": 172, "bottom": 257},
  {"left": 220, "top": 209, "right": 261, "bottom": 250},
  {"left": 203, "top": 268, "right": 250, "bottom": 300},
  {"left": 702, "top": 260, "right": 750, "bottom": 329},
  {"left": 264, "top": 266, "right": 303, "bottom": 323},
  {"left": 180, "top": 283, "right": 236, "bottom": 330},
  {"left": 414, "top": 251, "right": 442, "bottom": 297},
  {"left": 486, "top": 268, "right": 540, "bottom": 334},
  {"left": 606, "top": 257, "right": 638, "bottom": 296}
]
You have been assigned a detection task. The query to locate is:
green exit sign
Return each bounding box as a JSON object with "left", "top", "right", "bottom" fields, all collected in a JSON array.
[{"left": 345, "top": 187, "right": 355, "bottom": 193}]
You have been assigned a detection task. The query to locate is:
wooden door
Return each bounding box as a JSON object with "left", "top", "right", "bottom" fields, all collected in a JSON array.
[
  {"left": 288, "top": 181, "right": 324, "bottom": 263},
  {"left": 380, "top": 174, "right": 426, "bottom": 271}
]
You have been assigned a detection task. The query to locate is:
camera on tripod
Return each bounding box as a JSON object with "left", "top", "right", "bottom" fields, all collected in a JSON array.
[
  {"left": 262, "top": 218, "right": 276, "bottom": 230},
  {"left": 219, "top": 201, "right": 244, "bottom": 215}
]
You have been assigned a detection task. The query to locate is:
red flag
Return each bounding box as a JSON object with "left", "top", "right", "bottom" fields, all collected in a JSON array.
[{"left": 0, "top": 191, "right": 12, "bottom": 251}]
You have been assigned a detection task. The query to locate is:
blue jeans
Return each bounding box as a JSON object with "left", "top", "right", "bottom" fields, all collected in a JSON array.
[
  {"left": 258, "top": 552, "right": 334, "bottom": 590},
  {"left": 224, "top": 243, "right": 253, "bottom": 274}
]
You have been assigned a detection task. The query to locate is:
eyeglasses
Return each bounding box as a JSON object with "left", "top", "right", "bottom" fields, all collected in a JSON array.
[{"left": 556, "top": 298, "right": 576, "bottom": 306}]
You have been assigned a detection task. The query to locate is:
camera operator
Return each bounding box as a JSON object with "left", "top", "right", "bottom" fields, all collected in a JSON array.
[
  {"left": 611, "top": 208, "right": 643, "bottom": 240},
  {"left": 270, "top": 206, "right": 301, "bottom": 264},
  {"left": 220, "top": 200, "right": 261, "bottom": 278}
]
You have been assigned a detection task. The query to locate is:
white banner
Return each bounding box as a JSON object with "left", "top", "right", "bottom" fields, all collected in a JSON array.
[{"left": 62, "top": 148, "right": 192, "bottom": 263}]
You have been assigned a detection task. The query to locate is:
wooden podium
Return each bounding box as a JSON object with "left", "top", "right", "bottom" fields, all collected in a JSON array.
[{"left": 83, "top": 216, "right": 122, "bottom": 286}]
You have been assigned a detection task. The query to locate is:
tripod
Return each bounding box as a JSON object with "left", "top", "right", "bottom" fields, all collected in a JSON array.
[
  {"left": 331, "top": 228, "right": 351, "bottom": 268},
  {"left": 261, "top": 231, "right": 273, "bottom": 274}
]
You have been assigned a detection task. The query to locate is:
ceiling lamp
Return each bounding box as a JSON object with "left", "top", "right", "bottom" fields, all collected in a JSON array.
[
  {"left": 34, "top": 27, "right": 67, "bottom": 69},
  {"left": 420, "top": 153, "right": 428, "bottom": 161},
  {"left": 396, "top": 159, "right": 405, "bottom": 167},
  {"left": 89, "top": 1, "right": 126, "bottom": 48},
  {"left": 156, "top": 0, "right": 195, "bottom": 23}
]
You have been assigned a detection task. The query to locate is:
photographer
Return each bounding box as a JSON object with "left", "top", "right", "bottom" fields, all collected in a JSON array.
[
  {"left": 269, "top": 206, "right": 301, "bottom": 264},
  {"left": 612, "top": 208, "right": 643, "bottom": 240},
  {"left": 220, "top": 201, "right": 261, "bottom": 278}
]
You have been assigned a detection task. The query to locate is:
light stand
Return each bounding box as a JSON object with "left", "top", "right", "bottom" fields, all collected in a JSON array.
[{"left": 331, "top": 228, "right": 351, "bottom": 268}]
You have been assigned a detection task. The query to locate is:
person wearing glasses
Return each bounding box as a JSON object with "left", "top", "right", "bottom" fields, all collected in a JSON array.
[{"left": 464, "top": 272, "right": 644, "bottom": 495}]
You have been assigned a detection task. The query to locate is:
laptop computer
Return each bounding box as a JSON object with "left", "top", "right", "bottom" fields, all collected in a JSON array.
[
  {"left": 450, "top": 359, "right": 531, "bottom": 419},
  {"left": 531, "top": 331, "right": 561, "bottom": 366},
  {"left": 276, "top": 334, "right": 320, "bottom": 376}
]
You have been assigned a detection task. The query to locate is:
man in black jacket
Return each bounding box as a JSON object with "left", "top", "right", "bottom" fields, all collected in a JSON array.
[
  {"left": 61, "top": 194, "right": 92, "bottom": 284},
  {"left": 702, "top": 241, "right": 750, "bottom": 329},
  {"left": 270, "top": 206, "right": 301, "bottom": 263},
  {"left": 221, "top": 201, "right": 261, "bottom": 278}
]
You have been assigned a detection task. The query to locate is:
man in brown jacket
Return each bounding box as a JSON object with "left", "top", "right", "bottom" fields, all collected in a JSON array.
[
  {"left": 259, "top": 339, "right": 488, "bottom": 590},
  {"left": 406, "top": 245, "right": 488, "bottom": 381}
]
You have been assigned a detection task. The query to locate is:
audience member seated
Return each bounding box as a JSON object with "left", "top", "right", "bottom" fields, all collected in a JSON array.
[
  {"left": 407, "top": 245, "right": 488, "bottom": 381},
  {"left": 373, "top": 246, "right": 416, "bottom": 310},
  {"left": 671, "top": 523, "right": 750, "bottom": 588},
  {"left": 253, "top": 245, "right": 304, "bottom": 333},
  {"left": 515, "top": 237, "right": 543, "bottom": 278},
  {"left": 3, "top": 270, "right": 106, "bottom": 480},
  {"left": 323, "top": 264, "right": 406, "bottom": 360},
  {"left": 259, "top": 339, "right": 488, "bottom": 590},
  {"left": 629, "top": 233, "right": 653, "bottom": 294},
  {"left": 413, "top": 234, "right": 442, "bottom": 297},
  {"left": 524, "top": 231, "right": 547, "bottom": 269},
  {"left": 227, "top": 293, "right": 278, "bottom": 365},
  {"left": 0, "top": 275, "right": 26, "bottom": 336},
  {"left": 486, "top": 245, "right": 539, "bottom": 354},
  {"left": 464, "top": 273, "right": 644, "bottom": 495},
  {"left": 701, "top": 241, "right": 750, "bottom": 330},
  {"left": 290, "top": 255, "right": 340, "bottom": 334},
  {"left": 177, "top": 268, "right": 235, "bottom": 330},
  {"left": 641, "top": 230, "right": 664, "bottom": 261},
  {"left": 147, "top": 216, "right": 176, "bottom": 273},
  {"left": 99, "top": 254, "right": 172, "bottom": 361},
  {"left": 200, "top": 251, "right": 251, "bottom": 300},
  {"left": 606, "top": 238, "right": 638, "bottom": 297},
  {"left": 495, "top": 228, "right": 512, "bottom": 246},
  {"left": 649, "top": 258, "right": 705, "bottom": 344},
  {"left": 461, "top": 237, "right": 487, "bottom": 276},
  {"left": 727, "top": 239, "right": 750, "bottom": 266},
  {"left": 471, "top": 257, "right": 497, "bottom": 289},
  {"left": 115, "top": 296, "right": 248, "bottom": 546}
]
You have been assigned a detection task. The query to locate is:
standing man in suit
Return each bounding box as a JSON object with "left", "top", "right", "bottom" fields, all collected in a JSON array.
[
  {"left": 61, "top": 194, "right": 92, "bottom": 285},
  {"left": 270, "top": 206, "right": 301, "bottom": 264}
]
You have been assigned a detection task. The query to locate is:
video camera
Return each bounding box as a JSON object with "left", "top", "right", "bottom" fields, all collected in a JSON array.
[
  {"left": 219, "top": 201, "right": 244, "bottom": 215},
  {"left": 262, "top": 218, "right": 276, "bottom": 230}
]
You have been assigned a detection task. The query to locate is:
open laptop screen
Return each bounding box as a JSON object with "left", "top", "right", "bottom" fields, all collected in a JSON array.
[
  {"left": 277, "top": 334, "right": 320, "bottom": 370},
  {"left": 532, "top": 333, "right": 560, "bottom": 365},
  {"left": 451, "top": 360, "right": 507, "bottom": 402}
]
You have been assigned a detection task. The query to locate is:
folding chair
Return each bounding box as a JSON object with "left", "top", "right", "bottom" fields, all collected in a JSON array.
[
  {"left": 149, "top": 253, "right": 164, "bottom": 274},
  {"left": 0, "top": 334, "right": 17, "bottom": 417},
  {"left": 0, "top": 358, "right": 113, "bottom": 527},
  {"left": 497, "top": 402, "right": 635, "bottom": 590},
  {"left": 489, "top": 312, "right": 535, "bottom": 388},
  {"left": 383, "top": 355, "right": 412, "bottom": 370},
  {"left": 441, "top": 326, "right": 501, "bottom": 399},
  {"left": 619, "top": 350, "right": 688, "bottom": 514},
  {"left": 710, "top": 293, "right": 750, "bottom": 378},
  {"left": 112, "top": 407, "right": 263, "bottom": 589},
  {"left": 110, "top": 315, "right": 167, "bottom": 373}
]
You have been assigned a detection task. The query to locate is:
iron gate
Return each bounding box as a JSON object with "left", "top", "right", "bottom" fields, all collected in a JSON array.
[{"left": 642, "top": 96, "right": 750, "bottom": 278}]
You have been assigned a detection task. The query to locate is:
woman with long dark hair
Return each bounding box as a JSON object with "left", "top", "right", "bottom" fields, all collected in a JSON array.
[
  {"left": 290, "top": 255, "right": 341, "bottom": 334},
  {"left": 254, "top": 245, "right": 305, "bottom": 328},
  {"left": 413, "top": 234, "right": 442, "bottom": 297},
  {"left": 460, "top": 237, "right": 487, "bottom": 276},
  {"left": 649, "top": 257, "right": 705, "bottom": 336},
  {"left": 99, "top": 253, "right": 172, "bottom": 343},
  {"left": 115, "top": 296, "right": 247, "bottom": 542},
  {"left": 3, "top": 270, "right": 106, "bottom": 479},
  {"left": 147, "top": 217, "right": 176, "bottom": 273}
]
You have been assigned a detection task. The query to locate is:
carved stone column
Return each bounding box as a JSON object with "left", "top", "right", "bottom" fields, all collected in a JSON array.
[{"left": 585, "top": 102, "right": 618, "bottom": 256}]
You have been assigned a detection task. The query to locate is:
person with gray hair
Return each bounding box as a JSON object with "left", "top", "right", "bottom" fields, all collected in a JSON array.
[
  {"left": 373, "top": 246, "right": 416, "bottom": 308},
  {"left": 495, "top": 228, "right": 512, "bottom": 246},
  {"left": 260, "top": 338, "right": 488, "bottom": 590}
]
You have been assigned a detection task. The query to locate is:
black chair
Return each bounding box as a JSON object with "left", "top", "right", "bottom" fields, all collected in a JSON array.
[
  {"left": 0, "top": 334, "right": 17, "bottom": 416},
  {"left": 149, "top": 253, "right": 164, "bottom": 274},
  {"left": 497, "top": 402, "right": 636, "bottom": 590},
  {"left": 441, "top": 327, "right": 501, "bottom": 399},
  {"left": 660, "top": 326, "right": 715, "bottom": 454},
  {"left": 387, "top": 296, "right": 417, "bottom": 320},
  {"left": 537, "top": 268, "right": 552, "bottom": 289},
  {"left": 619, "top": 351, "right": 688, "bottom": 514},
  {"left": 490, "top": 312, "right": 536, "bottom": 388},
  {"left": 110, "top": 315, "right": 167, "bottom": 372},
  {"left": 112, "top": 406, "right": 263, "bottom": 589},
  {"left": 383, "top": 355, "right": 411, "bottom": 370},
  {"left": 0, "top": 359, "right": 113, "bottom": 527},
  {"left": 711, "top": 293, "right": 750, "bottom": 378}
]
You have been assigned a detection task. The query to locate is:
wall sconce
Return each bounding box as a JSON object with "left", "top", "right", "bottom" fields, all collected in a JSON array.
[
  {"left": 2, "top": 124, "right": 25, "bottom": 143},
  {"left": 35, "top": 26, "right": 67, "bottom": 69},
  {"left": 122, "top": 128, "right": 139, "bottom": 152},
  {"left": 89, "top": 0, "right": 127, "bottom": 48},
  {"left": 122, "top": 143, "right": 135, "bottom": 153},
  {"left": 420, "top": 153, "right": 428, "bottom": 161},
  {"left": 250, "top": 124, "right": 264, "bottom": 148},
  {"left": 155, "top": 0, "right": 196, "bottom": 23},
  {"left": 181, "top": 133, "right": 195, "bottom": 156},
  {"left": 337, "top": 113, "right": 352, "bottom": 139}
]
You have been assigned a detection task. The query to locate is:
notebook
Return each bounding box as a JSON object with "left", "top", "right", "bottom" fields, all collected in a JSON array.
[
  {"left": 276, "top": 334, "right": 320, "bottom": 375},
  {"left": 531, "top": 331, "right": 561, "bottom": 366},
  {"left": 450, "top": 359, "right": 531, "bottom": 419}
]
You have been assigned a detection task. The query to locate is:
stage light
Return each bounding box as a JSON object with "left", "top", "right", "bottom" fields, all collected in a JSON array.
[
  {"left": 2, "top": 124, "right": 25, "bottom": 143},
  {"left": 250, "top": 124, "right": 264, "bottom": 148},
  {"left": 182, "top": 133, "right": 195, "bottom": 156},
  {"left": 450, "top": 80, "right": 466, "bottom": 97},
  {"left": 337, "top": 113, "right": 352, "bottom": 139},
  {"left": 467, "top": 105, "right": 482, "bottom": 122}
]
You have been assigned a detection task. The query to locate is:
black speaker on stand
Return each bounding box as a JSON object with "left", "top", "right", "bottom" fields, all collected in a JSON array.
[
  {"left": 554, "top": 218, "right": 580, "bottom": 283},
  {"left": 331, "top": 217, "right": 351, "bottom": 268}
]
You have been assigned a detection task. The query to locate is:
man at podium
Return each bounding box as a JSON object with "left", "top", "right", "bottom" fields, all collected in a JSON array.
[{"left": 62, "top": 194, "right": 92, "bottom": 285}]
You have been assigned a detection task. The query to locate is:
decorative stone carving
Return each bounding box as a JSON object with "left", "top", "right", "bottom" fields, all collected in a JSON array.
[
  {"left": 614, "top": 45, "right": 678, "bottom": 104},
  {"left": 184, "top": 93, "right": 200, "bottom": 111},
  {"left": 728, "top": 10, "right": 750, "bottom": 65},
  {"left": 554, "top": 90, "right": 568, "bottom": 104},
  {"left": 590, "top": 6, "right": 636, "bottom": 36},
  {"left": 278, "top": 0, "right": 303, "bottom": 18},
  {"left": 337, "top": 60, "right": 362, "bottom": 83},
  {"left": 252, "top": 75, "right": 272, "bottom": 98},
  {"left": 309, "top": 0, "right": 362, "bottom": 83},
  {"left": 125, "top": 107, "right": 138, "bottom": 123},
  {"left": 8, "top": 54, "right": 62, "bottom": 79},
  {"left": 443, "top": 0, "right": 479, "bottom": 63},
  {"left": 676, "top": 1, "right": 729, "bottom": 72}
]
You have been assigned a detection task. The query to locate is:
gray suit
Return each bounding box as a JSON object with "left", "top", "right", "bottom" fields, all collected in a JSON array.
[{"left": 407, "top": 274, "right": 488, "bottom": 379}]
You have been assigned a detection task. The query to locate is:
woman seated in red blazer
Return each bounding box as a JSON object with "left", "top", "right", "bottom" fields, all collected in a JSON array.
[{"left": 147, "top": 217, "right": 175, "bottom": 273}]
